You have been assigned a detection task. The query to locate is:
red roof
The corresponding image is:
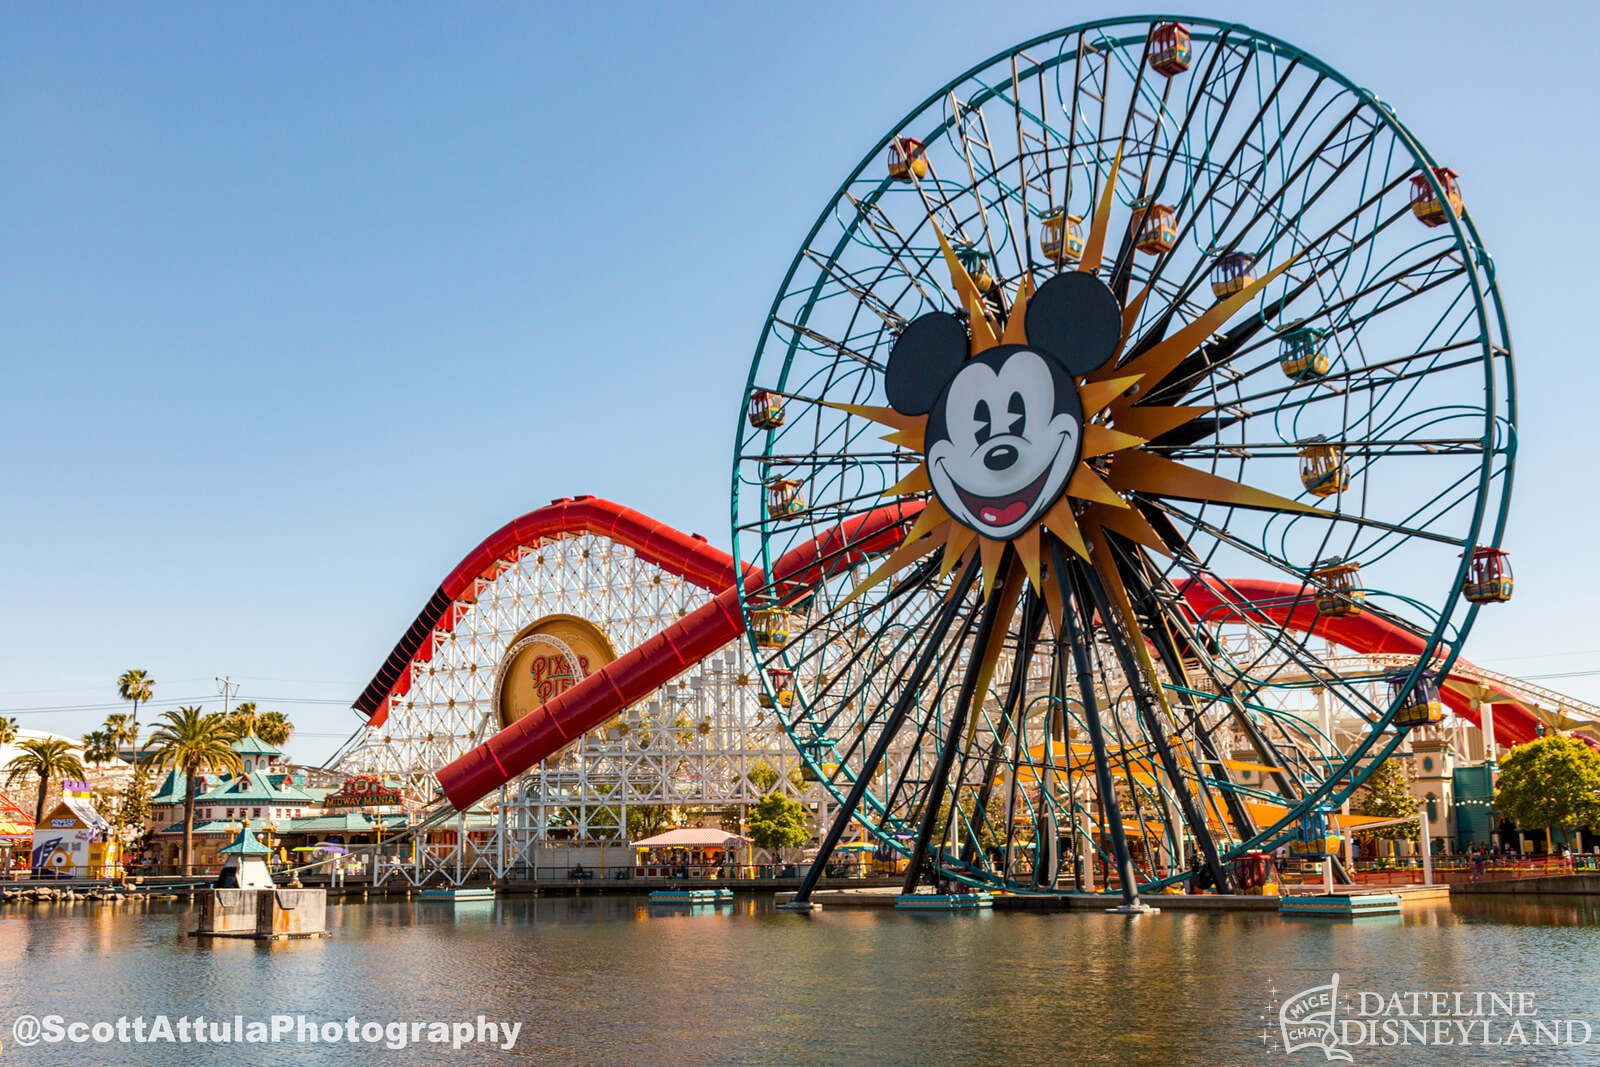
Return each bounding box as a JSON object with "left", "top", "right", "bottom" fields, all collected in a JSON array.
[{"left": 0, "top": 791, "right": 35, "bottom": 838}]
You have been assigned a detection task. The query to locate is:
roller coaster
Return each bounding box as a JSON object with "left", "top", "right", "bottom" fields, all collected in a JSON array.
[{"left": 324, "top": 496, "right": 1593, "bottom": 889}]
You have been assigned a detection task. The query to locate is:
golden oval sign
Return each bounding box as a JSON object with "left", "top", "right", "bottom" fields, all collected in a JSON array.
[{"left": 494, "top": 614, "right": 618, "bottom": 730}]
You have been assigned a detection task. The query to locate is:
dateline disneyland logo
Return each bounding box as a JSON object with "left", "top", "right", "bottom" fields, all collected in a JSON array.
[{"left": 1265, "top": 975, "right": 1593, "bottom": 1060}]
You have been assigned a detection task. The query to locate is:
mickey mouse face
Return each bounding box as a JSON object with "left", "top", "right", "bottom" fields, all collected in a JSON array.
[
  {"left": 926, "top": 345, "right": 1082, "bottom": 539},
  {"left": 885, "top": 272, "right": 1122, "bottom": 541}
]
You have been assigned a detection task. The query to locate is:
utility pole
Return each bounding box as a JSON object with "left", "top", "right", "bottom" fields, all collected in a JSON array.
[{"left": 216, "top": 677, "right": 239, "bottom": 717}]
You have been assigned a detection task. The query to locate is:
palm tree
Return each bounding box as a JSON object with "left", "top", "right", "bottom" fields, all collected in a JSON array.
[
  {"left": 104, "top": 712, "right": 139, "bottom": 757},
  {"left": 0, "top": 717, "right": 18, "bottom": 748},
  {"left": 255, "top": 711, "right": 294, "bottom": 748},
  {"left": 82, "top": 731, "right": 117, "bottom": 765},
  {"left": 143, "top": 707, "right": 240, "bottom": 873},
  {"left": 116, "top": 669, "right": 155, "bottom": 763},
  {"left": 226, "top": 702, "right": 259, "bottom": 739},
  {"left": 5, "top": 738, "right": 86, "bottom": 824}
]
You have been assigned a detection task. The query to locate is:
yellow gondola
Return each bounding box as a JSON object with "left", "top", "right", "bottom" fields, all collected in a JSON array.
[
  {"left": 750, "top": 608, "right": 795, "bottom": 649},
  {"left": 951, "top": 241, "right": 994, "bottom": 293},
  {"left": 1387, "top": 670, "right": 1444, "bottom": 729},
  {"left": 1279, "top": 325, "right": 1330, "bottom": 381},
  {"left": 766, "top": 478, "right": 805, "bottom": 519},
  {"left": 1297, "top": 436, "right": 1349, "bottom": 497},
  {"left": 1130, "top": 196, "right": 1178, "bottom": 254},
  {"left": 1209, "top": 252, "right": 1255, "bottom": 299},
  {"left": 1311, "top": 559, "right": 1365, "bottom": 619},
  {"left": 1040, "top": 210, "right": 1084, "bottom": 263}
]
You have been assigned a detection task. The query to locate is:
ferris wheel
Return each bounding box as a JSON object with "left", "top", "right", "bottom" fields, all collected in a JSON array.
[{"left": 732, "top": 16, "right": 1514, "bottom": 903}]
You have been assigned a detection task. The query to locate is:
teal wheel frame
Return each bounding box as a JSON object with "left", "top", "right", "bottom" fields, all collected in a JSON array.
[{"left": 732, "top": 15, "right": 1513, "bottom": 898}]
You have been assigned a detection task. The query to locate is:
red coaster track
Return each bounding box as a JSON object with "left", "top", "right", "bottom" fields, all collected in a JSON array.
[{"left": 351, "top": 499, "right": 1567, "bottom": 812}]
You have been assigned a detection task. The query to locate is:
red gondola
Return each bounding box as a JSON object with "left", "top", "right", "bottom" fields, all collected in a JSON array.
[
  {"left": 1462, "top": 546, "right": 1513, "bottom": 604},
  {"left": 1148, "top": 22, "right": 1193, "bottom": 76},
  {"left": 888, "top": 137, "right": 928, "bottom": 182},
  {"left": 747, "top": 389, "right": 785, "bottom": 430},
  {"left": 758, "top": 668, "right": 795, "bottom": 710},
  {"left": 1229, "top": 851, "right": 1280, "bottom": 895},
  {"left": 1409, "top": 166, "right": 1462, "bottom": 227}
]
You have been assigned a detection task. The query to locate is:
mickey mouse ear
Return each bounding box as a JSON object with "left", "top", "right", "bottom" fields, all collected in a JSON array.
[
  {"left": 885, "top": 311, "right": 968, "bottom": 416},
  {"left": 1023, "top": 272, "right": 1122, "bottom": 376}
]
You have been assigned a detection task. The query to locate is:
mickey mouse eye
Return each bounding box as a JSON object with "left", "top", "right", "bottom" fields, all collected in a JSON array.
[
  {"left": 973, "top": 399, "right": 993, "bottom": 445},
  {"left": 1007, "top": 391, "right": 1025, "bottom": 436}
]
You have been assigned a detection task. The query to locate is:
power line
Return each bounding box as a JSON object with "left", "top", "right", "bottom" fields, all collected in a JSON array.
[
  {"left": 0, "top": 695, "right": 354, "bottom": 718},
  {"left": 1520, "top": 669, "right": 1600, "bottom": 682}
]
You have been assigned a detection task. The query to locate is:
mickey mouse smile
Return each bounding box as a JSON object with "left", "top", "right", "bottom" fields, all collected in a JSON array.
[{"left": 949, "top": 464, "right": 1053, "bottom": 529}]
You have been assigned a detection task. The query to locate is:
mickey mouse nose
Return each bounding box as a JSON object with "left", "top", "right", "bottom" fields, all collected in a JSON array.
[{"left": 984, "top": 444, "right": 1018, "bottom": 471}]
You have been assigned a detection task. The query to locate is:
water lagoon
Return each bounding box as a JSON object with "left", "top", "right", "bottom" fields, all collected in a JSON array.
[{"left": 2, "top": 895, "right": 1597, "bottom": 1065}]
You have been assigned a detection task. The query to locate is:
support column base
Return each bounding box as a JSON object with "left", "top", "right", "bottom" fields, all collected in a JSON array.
[
  {"left": 1106, "top": 903, "right": 1160, "bottom": 915},
  {"left": 774, "top": 900, "right": 820, "bottom": 912}
]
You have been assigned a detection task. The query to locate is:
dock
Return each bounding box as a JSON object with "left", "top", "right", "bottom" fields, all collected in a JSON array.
[{"left": 776, "top": 883, "right": 1451, "bottom": 911}]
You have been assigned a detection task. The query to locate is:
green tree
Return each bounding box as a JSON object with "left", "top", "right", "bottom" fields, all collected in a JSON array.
[
  {"left": 4, "top": 738, "right": 86, "bottom": 824},
  {"left": 116, "top": 770, "right": 152, "bottom": 842},
  {"left": 82, "top": 730, "right": 117, "bottom": 765},
  {"left": 750, "top": 760, "right": 806, "bottom": 793},
  {"left": 143, "top": 707, "right": 241, "bottom": 872},
  {"left": 1494, "top": 736, "right": 1600, "bottom": 848},
  {"left": 0, "top": 716, "right": 18, "bottom": 747},
  {"left": 746, "top": 794, "right": 810, "bottom": 853},
  {"left": 627, "top": 804, "right": 674, "bottom": 841},
  {"left": 103, "top": 711, "right": 150, "bottom": 844},
  {"left": 91, "top": 786, "right": 120, "bottom": 824},
  {"left": 226, "top": 702, "right": 259, "bottom": 738},
  {"left": 255, "top": 711, "right": 293, "bottom": 748},
  {"left": 1353, "top": 758, "right": 1419, "bottom": 842},
  {"left": 748, "top": 761, "right": 779, "bottom": 793}
]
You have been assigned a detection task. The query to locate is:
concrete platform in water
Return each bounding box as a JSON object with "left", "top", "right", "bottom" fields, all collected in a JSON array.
[
  {"left": 1280, "top": 892, "right": 1403, "bottom": 917},
  {"left": 895, "top": 893, "right": 993, "bottom": 911},
  {"left": 649, "top": 889, "right": 733, "bottom": 904},
  {"left": 417, "top": 887, "right": 496, "bottom": 901},
  {"left": 191, "top": 888, "right": 329, "bottom": 940},
  {"left": 780, "top": 884, "right": 1450, "bottom": 911}
]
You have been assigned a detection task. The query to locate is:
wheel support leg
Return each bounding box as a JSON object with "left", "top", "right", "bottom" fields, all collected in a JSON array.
[
  {"left": 900, "top": 553, "right": 1014, "bottom": 896},
  {"left": 1052, "top": 539, "right": 1142, "bottom": 909},
  {"left": 788, "top": 553, "right": 982, "bottom": 907}
]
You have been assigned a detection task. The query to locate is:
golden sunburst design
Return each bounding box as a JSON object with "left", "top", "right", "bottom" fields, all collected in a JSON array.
[{"left": 832, "top": 147, "right": 1318, "bottom": 629}]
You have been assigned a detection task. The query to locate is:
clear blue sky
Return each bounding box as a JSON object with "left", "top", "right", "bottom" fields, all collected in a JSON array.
[{"left": 3, "top": 2, "right": 1595, "bottom": 763}]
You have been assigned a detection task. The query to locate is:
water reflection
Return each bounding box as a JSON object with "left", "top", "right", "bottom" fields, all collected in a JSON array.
[{"left": 0, "top": 894, "right": 1595, "bottom": 1064}]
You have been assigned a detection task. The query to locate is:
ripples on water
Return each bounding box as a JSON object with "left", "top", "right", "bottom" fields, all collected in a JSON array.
[{"left": 1, "top": 894, "right": 1597, "bottom": 1065}]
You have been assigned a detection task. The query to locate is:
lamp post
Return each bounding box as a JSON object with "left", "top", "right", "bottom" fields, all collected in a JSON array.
[{"left": 1418, "top": 799, "right": 1434, "bottom": 887}]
